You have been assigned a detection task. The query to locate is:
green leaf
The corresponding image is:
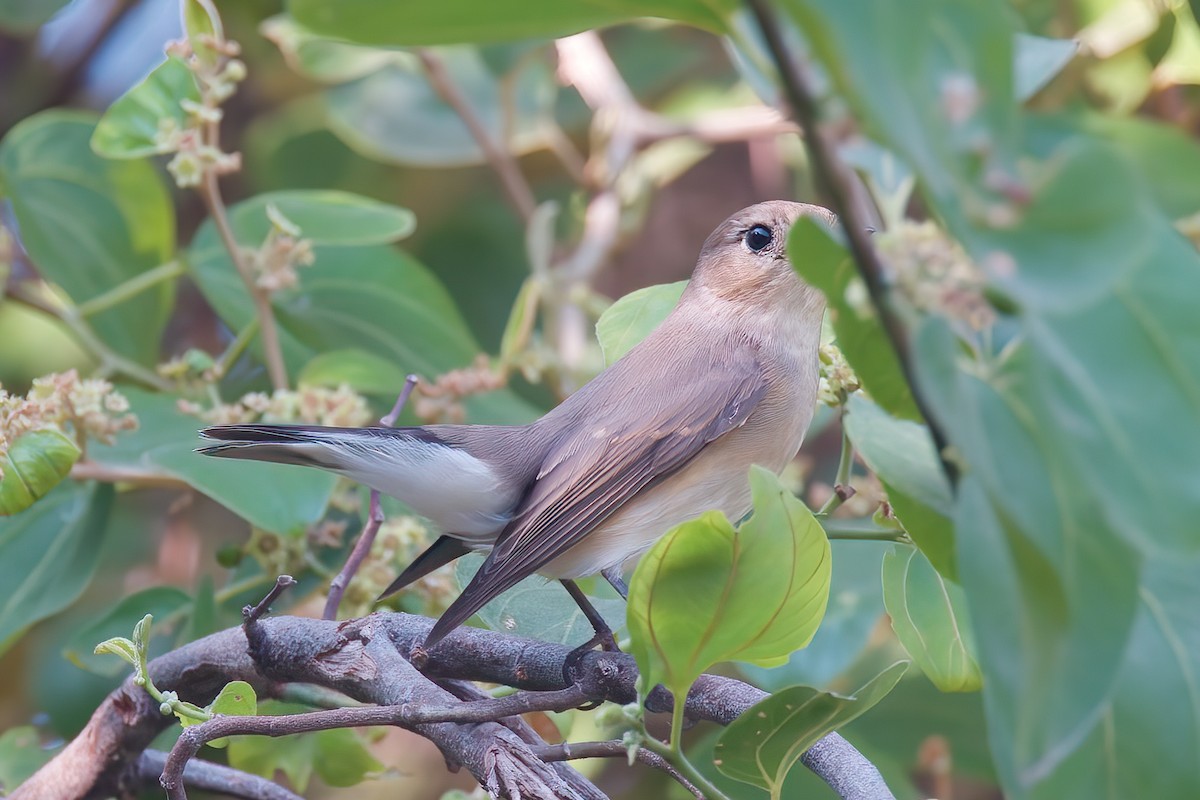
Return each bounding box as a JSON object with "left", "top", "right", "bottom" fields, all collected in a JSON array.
[
  {"left": 262, "top": 13, "right": 405, "bottom": 83},
  {"left": 627, "top": 467, "right": 831, "bottom": 698},
  {"left": 0, "top": 428, "right": 81, "bottom": 516},
  {"left": 595, "top": 281, "right": 686, "bottom": 366},
  {"left": 740, "top": 540, "right": 886, "bottom": 691},
  {"left": 228, "top": 702, "right": 381, "bottom": 791},
  {"left": 64, "top": 586, "right": 191, "bottom": 676},
  {"left": 90, "top": 388, "right": 335, "bottom": 535},
  {"left": 788, "top": 217, "right": 920, "bottom": 420},
  {"left": 1013, "top": 34, "right": 1077, "bottom": 102},
  {"left": 298, "top": 349, "right": 412, "bottom": 397},
  {"left": 289, "top": 0, "right": 738, "bottom": 45},
  {"left": 91, "top": 637, "right": 138, "bottom": 668},
  {"left": 204, "top": 680, "right": 258, "bottom": 747},
  {"left": 0, "top": 727, "right": 59, "bottom": 792},
  {"left": 212, "top": 190, "right": 416, "bottom": 246},
  {"left": 0, "top": 481, "right": 113, "bottom": 656},
  {"left": 714, "top": 661, "right": 908, "bottom": 796},
  {"left": 91, "top": 57, "right": 201, "bottom": 159},
  {"left": 842, "top": 394, "right": 954, "bottom": 577},
  {"left": 189, "top": 214, "right": 479, "bottom": 385},
  {"left": 453, "top": 553, "right": 626, "bottom": 646},
  {"left": 325, "top": 47, "right": 558, "bottom": 168},
  {"left": 0, "top": 111, "right": 176, "bottom": 364},
  {"left": 882, "top": 545, "right": 980, "bottom": 692}
]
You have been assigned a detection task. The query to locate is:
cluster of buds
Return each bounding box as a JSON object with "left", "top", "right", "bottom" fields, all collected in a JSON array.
[
  {"left": 158, "top": 35, "right": 245, "bottom": 188},
  {"left": 877, "top": 221, "right": 995, "bottom": 331},
  {"left": 817, "top": 343, "right": 861, "bottom": 407},
  {"left": 245, "top": 526, "right": 307, "bottom": 577},
  {"left": 248, "top": 205, "right": 316, "bottom": 293},
  {"left": 340, "top": 515, "right": 456, "bottom": 617},
  {"left": 0, "top": 370, "right": 138, "bottom": 473},
  {"left": 179, "top": 383, "right": 370, "bottom": 428},
  {"left": 156, "top": 347, "right": 218, "bottom": 389},
  {"left": 414, "top": 354, "right": 507, "bottom": 424}
]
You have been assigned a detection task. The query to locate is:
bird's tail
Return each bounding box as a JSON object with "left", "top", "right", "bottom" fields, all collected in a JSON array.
[{"left": 197, "top": 423, "right": 446, "bottom": 470}]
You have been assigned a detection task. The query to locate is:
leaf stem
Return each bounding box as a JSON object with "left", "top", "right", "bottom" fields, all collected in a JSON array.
[
  {"left": 821, "top": 517, "right": 911, "bottom": 543},
  {"left": 818, "top": 421, "right": 856, "bottom": 516},
  {"left": 209, "top": 317, "right": 259, "bottom": 380},
  {"left": 641, "top": 706, "right": 731, "bottom": 800},
  {"left": 76, "top": 261, "right": 185, "bottom": 318},
  {"left": 8, "top": 282, "right": 173, "bottom": 391}
]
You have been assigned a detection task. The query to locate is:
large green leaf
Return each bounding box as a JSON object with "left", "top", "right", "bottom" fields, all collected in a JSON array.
[
  {"left": 325, "top": 46, "right": 558, "bottom": 168},
  {"left": 453, "top": 553, "right": 625, "bottom": 647},
  {"left": 787, "top": 2, "right": 1200, "bottom": 796},
  {"left": 262, "top": 14, "right": 406, "bottom": 84},
  {"left": 627, "top": 467, "right": 831, "bottom": 698},
  {"left": 90, "top": 388, "right": 335, "bottom": 535},
  {"left": 289, "top": 0, "right": 738, "bottom": 45},
  {"left": 187, "top": 192, "right": 474, "bottom": 382},
  {"left": 0, "top": 111, "right": 175, "bottom": 364},
  {"left": 595, "top": 281, "right": 686, "bottom": 366},
  {"left": 843, "top": 394, "right": 954, "bottom": 576},
  {"left": 0, "top": 481, "right": 113, "bottom": 656},
  {"left": 789, "top": 218, "right": 921, "bottom": 421},
  {"left": 91, "top": 57, "right": 201, "bottom": 159},
  {"left": 881, "top": 545, "right": 980, "bottom": 692},
  {"left": 714, "top": 661, "right": 908, "bottom": 797},
  {"left": 0, "top": 428, "right": 80, "bottom": 516}
]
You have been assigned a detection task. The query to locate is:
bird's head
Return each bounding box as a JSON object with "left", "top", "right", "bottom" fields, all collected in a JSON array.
[{"left": 690, "top": 200, "right": 835, "bottom": 316}]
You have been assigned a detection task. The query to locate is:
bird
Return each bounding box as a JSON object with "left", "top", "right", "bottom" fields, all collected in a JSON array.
[{"left": 198, "top": 200, "right": 833, "bottom": 666}]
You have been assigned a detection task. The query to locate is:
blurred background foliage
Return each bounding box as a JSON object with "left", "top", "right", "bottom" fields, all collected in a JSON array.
[{"left": 0, "top": 0, "right": 1199, "bottom": 798}]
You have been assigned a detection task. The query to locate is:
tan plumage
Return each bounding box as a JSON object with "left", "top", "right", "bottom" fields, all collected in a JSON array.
[{"left": 200, "top": 201, "right": 834, "bottom": 650}]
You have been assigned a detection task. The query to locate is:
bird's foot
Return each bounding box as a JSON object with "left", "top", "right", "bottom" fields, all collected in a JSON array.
[{"left": 561, "top": 627, "right": 621, "bottom": 708}]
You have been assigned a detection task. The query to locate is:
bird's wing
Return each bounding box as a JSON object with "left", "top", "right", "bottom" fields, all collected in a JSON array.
[{"left": 425, "top": 349, "right": 769, "bottom": 646}]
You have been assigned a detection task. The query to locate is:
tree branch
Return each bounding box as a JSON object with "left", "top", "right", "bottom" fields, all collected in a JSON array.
[
  {"left": 746, "top": 0, "right": 958, "bottom": 485},
  {"left": 136, "top": 750, "right": 302, "bottom": 800},
  {"left": 17, "top": 612, "right": 893, "bottom": 800}
]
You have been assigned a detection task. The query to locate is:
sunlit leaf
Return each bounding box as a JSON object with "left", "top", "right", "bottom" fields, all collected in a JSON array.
[
  {"left": 882, "top": 545, "right": 980, "bottom": 692},
  {"left": 262, "top": 13, "right": 405, "bottom": 83},
  {"left": 91, "top": 57, "right": 201, "bottom": 159},
  {"left": 627, "top": 467, "right": 831, "bottom": 698},
  {"left": 595, "top": 281, "right": 685, "bottom": 366},
  {"left": 204, "top": 681, "right": 258, "bottom": 747},
  {"left": 0, "top": 428, "right": 80, "bottom": 516},
  {"left": 714, "top": 661, "right": 908, "bottom": 795}
]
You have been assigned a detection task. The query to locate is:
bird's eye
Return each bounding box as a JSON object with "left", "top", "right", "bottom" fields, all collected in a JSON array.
[{"left": 745, "top": 224, "right": 773, "bottom": 252}]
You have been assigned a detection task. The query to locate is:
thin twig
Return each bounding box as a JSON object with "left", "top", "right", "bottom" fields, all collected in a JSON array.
[
  {"left": 76, "top": 261, "right": 185, "bottom": 317},
  {"left": 160, "top": 686, "right": 595, "bottom": 799},
  {"left": 531, "top": 741, "right": 704, "bottom": 800},
  {"left": 818, "top": 420, "right": 856, "bottom": 516},
  {"left": 323, "top": 375, "right": 418, "bottom": 620},
  {"left": 242, "top": 575, "right": 296, "bottom": 625},
  {"left": 746, "top": 0, "right": 958, "bottom": 486},
  {"left": 416, "top": 49, "right": 537, "bottom": 223},
  {"left": 198, "top": 169, "right": 289, "bottom": 391},
  {"left": 68, "top": 460, "right": 188, "bottom": 488}
]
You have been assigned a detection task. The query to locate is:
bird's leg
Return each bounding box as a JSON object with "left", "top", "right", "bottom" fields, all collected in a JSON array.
[
  {"left": 559, "top": 579, "right": 620, "bottom": 688},
  {"left": 601, "top": 566, "right": 629, "bottom": 599}
]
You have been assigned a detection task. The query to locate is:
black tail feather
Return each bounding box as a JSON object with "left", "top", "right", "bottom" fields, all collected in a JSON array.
[{"left": 378, "top": 535, "right": 472, "bottom": 601}]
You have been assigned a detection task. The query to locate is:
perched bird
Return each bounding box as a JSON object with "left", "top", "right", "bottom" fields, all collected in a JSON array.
[{"left": 199, "top": 201, "right": 833, "bottom": 661}]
